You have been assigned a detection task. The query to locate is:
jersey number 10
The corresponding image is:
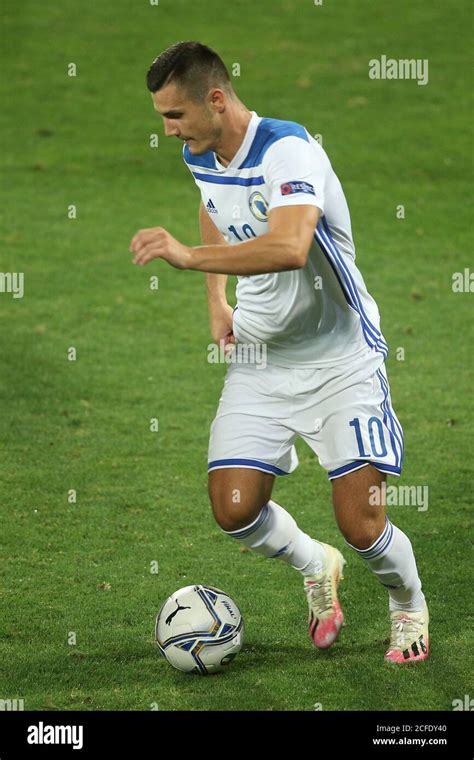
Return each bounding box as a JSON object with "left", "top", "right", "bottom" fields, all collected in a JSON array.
[
  {"left": 349, "top": 416, "right": 388, "bottom": 458},
  {"left": 228, "top": 224, "right": 257, "bottom": 241}
]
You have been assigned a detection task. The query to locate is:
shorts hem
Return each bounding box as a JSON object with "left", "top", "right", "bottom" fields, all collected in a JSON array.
[
  {"left": 207, "top": 458, "right": 290, "bottom": 476},
  {"left": 327, "top": 460, "right": 402, "bottom": 480}
]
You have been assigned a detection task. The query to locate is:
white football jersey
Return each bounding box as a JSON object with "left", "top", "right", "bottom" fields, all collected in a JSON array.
[{"left": 183, "top": 111, "right": 388, "bottom": 367}]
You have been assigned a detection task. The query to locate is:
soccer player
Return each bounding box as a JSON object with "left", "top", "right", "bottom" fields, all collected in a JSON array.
[{"left": 130, "top": 41, "right": 429, "bottom": 663}]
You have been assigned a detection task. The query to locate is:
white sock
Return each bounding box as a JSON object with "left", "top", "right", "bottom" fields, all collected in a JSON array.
[
  {"left": 224, "top": 499, "right": 326, "bottom": 577},
  {"left": 345, "top": 516, "right": 425, "bottom": 612}
]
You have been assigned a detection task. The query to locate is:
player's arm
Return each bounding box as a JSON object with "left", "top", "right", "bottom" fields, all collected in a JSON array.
[
  {"left": 199, "top": 200, "right": 228, "bottom": 310},
  {"left": 131, "top": 134, "right": 324, "bottom": 273},
  {"left": 199, "top": 202, "right": 235, "bottom": 350},
  {"left": 190, "top": 203, "right": 320, "bottom": 275},
  {"left": 130, "top": 204, "right": 320, "bottom": 274}
]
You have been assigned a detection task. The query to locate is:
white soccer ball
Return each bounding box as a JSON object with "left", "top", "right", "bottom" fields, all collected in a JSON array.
[{"left": 155, "top": 584, "right": 244, "bottom": 674}]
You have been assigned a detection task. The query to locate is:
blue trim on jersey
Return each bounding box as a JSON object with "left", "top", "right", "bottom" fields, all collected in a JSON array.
[
  {"left": 315, "top": 227, "right": 382, "bottom": 352},
  {"left": 191, "top": 172, "right": 265, "bottom": 186},
  {"left": 208, "top": 458, "right": 290, "bottom": 476},
  {"left": 317, "top": 221, "right": 385, "bottom": 351},
  {"left": 314, "top": 222, "right": 388, "bottom": 357},
  {"left": 183, "top": 118, "right": 310, "bottom": 172},
  {"left": 317, "top": 225, "right": 386, "bottom": 353},
  {"left": 320, "top": 217, "right": 388, "bottom": 354},
  {"left": 238, "top": 118, "right": 310, "bottom": 169},
  {"left": 314, "top": 231, "right": 357, "bottom": 309},
  {"left": 328, "top": 460, "right": 402, "bottom": 480},
  {"left": 314, "top": 234, "right": 352, "bottom": 304},
  {"left": 183, "top": 143, "right": 217, "bottom": 169}
]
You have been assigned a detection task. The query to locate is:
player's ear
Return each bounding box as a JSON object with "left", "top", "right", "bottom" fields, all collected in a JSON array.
[{"left": 208, "top": 88, "right": 226, "bottom": 113}]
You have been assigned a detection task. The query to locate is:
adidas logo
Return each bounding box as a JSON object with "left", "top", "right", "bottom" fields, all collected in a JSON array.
[
  {"left": 402, "top": 635, "right": 427, "bottom": 659},
  {"left": 206, "top": 198, "right": 218, "bottom": 214}
]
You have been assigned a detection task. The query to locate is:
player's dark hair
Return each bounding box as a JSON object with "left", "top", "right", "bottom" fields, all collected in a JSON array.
[{"left": 146, "top": 41, "right": 233, "bottom": 102}]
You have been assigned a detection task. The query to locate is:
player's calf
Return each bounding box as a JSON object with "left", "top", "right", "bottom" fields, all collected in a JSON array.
[
  {"left": 209, "top": 468, "right": 346, "bottom": 650},
  {"left": 209, "top": 468, "right": 324, "bottom": 571},
  {"left": 332, "top": 465, "right": 428, "bottom": 661}
]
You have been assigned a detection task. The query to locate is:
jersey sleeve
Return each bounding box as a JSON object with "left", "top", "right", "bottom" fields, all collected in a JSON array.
[{"left": 262, "top": 134, "right": 327, "bottom": 214}]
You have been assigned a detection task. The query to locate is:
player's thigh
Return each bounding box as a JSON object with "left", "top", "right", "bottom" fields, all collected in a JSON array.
[
  {"left": 208, "top": 467, "right": 275, "bottom": 532},
  {"left": 332, "top": 464, "right": 386, "bottom": 548}
]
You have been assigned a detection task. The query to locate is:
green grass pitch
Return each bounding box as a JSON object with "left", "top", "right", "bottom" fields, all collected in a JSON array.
[{"left": 0, "top": 0, "right": 472, "bottom": 710}]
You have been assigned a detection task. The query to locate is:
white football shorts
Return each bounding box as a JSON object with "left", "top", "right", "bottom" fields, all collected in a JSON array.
[{"left": 208, "top": 347, "right": 404, "bottom": 480}]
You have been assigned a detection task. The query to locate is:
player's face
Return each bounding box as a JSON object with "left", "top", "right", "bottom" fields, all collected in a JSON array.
[{"left": 151, "top": 84, "right": 222, "bottom": 155}]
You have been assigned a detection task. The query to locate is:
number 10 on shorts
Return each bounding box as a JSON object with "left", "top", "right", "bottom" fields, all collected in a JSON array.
[{"left": 349, "top": 416, "right": 388, "bottom": 458}]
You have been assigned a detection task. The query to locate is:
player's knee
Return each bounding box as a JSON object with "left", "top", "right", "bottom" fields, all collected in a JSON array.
[
  {"left": 208, "top": 473, "right": 269, "bottom": 533},
  {"left": 341, "top": 522, "right": 385, "bottom": 550},
  {"left": 209, "top": 495, "right": 261, "bottom": 533},
  {"left": 212, "top": 506, "right": 246, "bottom": 533}
]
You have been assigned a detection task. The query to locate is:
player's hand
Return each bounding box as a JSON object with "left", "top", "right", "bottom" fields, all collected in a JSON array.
[
  {"left": 129, "top": 227, "right": 192, "bottom": 269},
  {"left": 210, "top": 303, "right": 236, "bottom": 354}
]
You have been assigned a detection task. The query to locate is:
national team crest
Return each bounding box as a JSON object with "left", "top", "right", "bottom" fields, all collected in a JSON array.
[{"left": 249, "top": 191, "right": 269, "bottom": 222}]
